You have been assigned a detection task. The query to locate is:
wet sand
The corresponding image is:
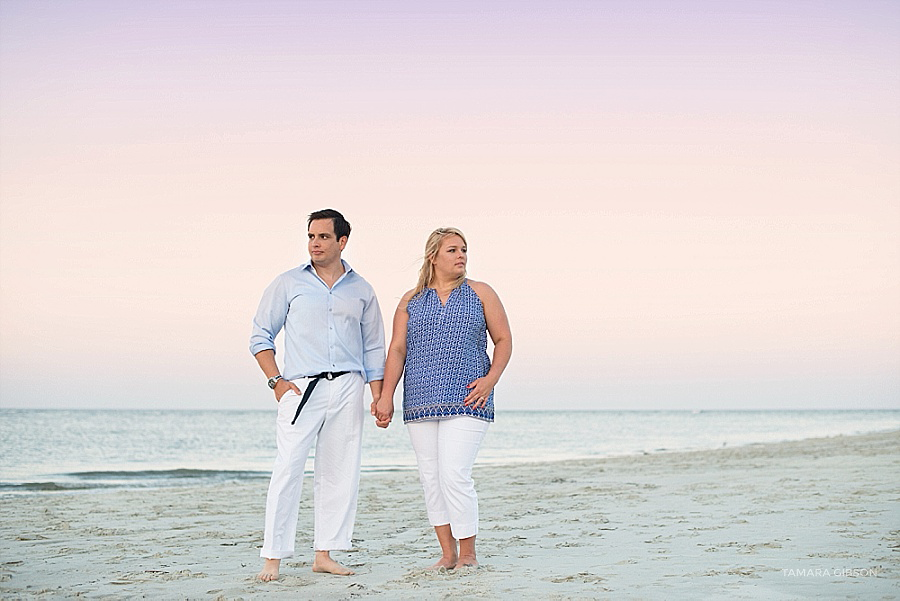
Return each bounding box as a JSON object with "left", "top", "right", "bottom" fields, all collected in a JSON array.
[{"left": 1, "top": 430, "right": 897, "bottom": 599}]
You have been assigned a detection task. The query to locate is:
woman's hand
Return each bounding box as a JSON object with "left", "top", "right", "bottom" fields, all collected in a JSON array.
[
  {"left": 372, "top": 393, "right": 395, "bottom": 428},
  {"left": 463, "top": 376, "right": 497, "bottom": 409}
]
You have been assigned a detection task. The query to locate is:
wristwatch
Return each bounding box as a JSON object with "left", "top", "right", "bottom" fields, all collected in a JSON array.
[{"left": 267, "top": 375, "right": 283, "bottom": 389}]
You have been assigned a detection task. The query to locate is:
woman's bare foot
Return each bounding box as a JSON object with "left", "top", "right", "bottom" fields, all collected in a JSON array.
[
  {"left": 457, "top": 554, "right": 478, "bottom": 568},
  {"left": 312, "top": 551, "right": 354, "bottom": 575},
  {"left": 432, "top": 525, "right": 458, "bottom": 570},
  {"left": 428, "top": 555, "right": 458, "bottom": 570},
  {"left": 457, "top": 535, "right": 478, "bottom": 568},
  {"left": 257, "top": 558, "right": 281, "bottom": 581}
]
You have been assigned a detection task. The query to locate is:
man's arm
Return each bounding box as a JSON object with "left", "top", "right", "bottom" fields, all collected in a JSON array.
[
  {"left": 250, "top": 275, "right": 288, "bottom": 356},
  {"left": 254, "top": 350, "right": 300, "bottom": 401},
  {"left": 359, "top": 287, "right": 386, "bottom": 383},
  {"left": 250, "top": 275, "right": 298, "bottom": 401},
  {"left": 254, "top": 349, "right": 281, "bottom": 381},
  {"left": 368, "top": 379, "right": 384, "bottom": 405}
]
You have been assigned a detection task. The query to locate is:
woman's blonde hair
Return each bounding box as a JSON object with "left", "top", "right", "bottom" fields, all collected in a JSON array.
[{"left": 412, "top": 227, "right": 468, "bottom": 298}]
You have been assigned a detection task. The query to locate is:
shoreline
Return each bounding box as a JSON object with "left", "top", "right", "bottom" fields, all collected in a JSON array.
[
  {"left": 4, "top": 426, "right": 899, "bottom": 496},
  {"left": 2, "top": 430, "right": 898, "bottom": 599}
]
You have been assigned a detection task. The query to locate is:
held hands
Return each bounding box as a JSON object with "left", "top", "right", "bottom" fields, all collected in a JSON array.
[
  {"left": 464, "top": 376, "right": 497, "bottom": 409},
  {"left": 274, "top": 378, "right": 301, "bottom": 402},
  {"left": 371, "top": 394, "right": 395, "bottom": 429}
]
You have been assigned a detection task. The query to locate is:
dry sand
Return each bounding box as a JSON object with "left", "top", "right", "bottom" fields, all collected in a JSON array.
[{"left": 1, "top": 430, "right": 898, "bottom": 600}]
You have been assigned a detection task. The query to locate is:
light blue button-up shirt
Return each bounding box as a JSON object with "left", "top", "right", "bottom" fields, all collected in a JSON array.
[{"left": 249, "top": 260, "right": 386, "bottom": 383}]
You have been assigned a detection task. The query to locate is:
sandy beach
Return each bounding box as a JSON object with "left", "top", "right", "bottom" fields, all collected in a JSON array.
[{"left": 1, "top": 430, "right": 897, "bottom": 600}]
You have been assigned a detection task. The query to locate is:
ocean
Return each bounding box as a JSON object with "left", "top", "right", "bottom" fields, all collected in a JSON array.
[{"left": 1, "top": 409, "right": 897, "bottom": 493}]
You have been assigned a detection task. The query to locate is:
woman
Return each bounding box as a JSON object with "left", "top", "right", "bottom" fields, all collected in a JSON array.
[{"left": 373, "top": 227, "right": 512, "bottom": 569}]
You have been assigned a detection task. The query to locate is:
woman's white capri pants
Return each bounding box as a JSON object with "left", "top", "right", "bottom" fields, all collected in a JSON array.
[{"left": 406, "top": 416, "right": 490, "bottom": 540}]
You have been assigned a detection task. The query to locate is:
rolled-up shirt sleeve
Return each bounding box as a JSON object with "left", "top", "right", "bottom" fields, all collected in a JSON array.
[
  {"left": 359, "top": 289, "right": 386, "bottom": 382},
  {"left": 249, "top": 275, "right": 288, "bottom": 356}
]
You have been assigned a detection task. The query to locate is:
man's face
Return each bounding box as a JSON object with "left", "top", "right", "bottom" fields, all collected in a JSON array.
[{"left": 308, "top": 218, "right": 346, "bottom": 267}]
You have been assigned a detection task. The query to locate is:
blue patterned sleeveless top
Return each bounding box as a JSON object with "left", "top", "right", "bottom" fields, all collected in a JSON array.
[{"left": 403, "top": 280, "right": 494, "bottom": 423}]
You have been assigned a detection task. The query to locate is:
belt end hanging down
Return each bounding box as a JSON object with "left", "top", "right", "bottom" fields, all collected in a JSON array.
[
  {"left": 289, "top": 372, "right": 350, "bottom": 425},
  {"left": 290, "top": 378, "right": 321, "bottom": 425}
]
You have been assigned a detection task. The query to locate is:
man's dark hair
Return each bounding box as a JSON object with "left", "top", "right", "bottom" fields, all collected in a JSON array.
[{"left": 307, "top": 209, "right": 351, "bottom": 241}]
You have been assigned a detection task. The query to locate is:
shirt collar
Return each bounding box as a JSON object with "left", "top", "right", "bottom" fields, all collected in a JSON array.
[{"left": 300, "top": 259, "right": 354, "bottom": 276}]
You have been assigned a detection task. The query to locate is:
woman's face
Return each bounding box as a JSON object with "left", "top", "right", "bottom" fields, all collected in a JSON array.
[{"left": 431, "top": 234, "right": 467, "bottom": 279}]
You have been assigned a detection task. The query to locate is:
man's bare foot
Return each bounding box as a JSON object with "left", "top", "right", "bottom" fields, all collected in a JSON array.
[
  {"left": 257, "top": 558, "right": 281, "bottom": 581},
  {"left": 457, "top": 555, "right": 478, "bottom": 568},
  {"left": 312, "top": 551, "right": 354, "bottom": 575},
  {"left": 428, "top": 556, "right": 458, "bottom": 570}
]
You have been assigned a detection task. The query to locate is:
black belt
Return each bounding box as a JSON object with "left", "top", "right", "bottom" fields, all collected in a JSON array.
[{"left": 291, "top": 371, "right": 350, "bottom": 425}]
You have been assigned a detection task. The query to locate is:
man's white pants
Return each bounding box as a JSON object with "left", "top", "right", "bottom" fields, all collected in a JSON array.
[
  {"left": 260, "top": 373, "right": 364, "bottom": 559},
  {"left": 406, "top": 416, "right": 490, "bottom": 540}
]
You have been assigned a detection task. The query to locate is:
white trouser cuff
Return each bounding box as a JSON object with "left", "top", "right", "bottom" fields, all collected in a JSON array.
[
  {"left": 450, "top": 520, "right": 478, "bottom": 540},
  {"left": 260, "top": 548, "right": 294, "bottom": 560},
  {"left": 314, "top": 539, "right": 352, "bottom": 552}
]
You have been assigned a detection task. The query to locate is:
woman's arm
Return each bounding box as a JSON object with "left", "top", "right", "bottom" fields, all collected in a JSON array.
[
  {"left": 464, "top": 280, "right": 512, "bottom": 407},
  {"left": 372, "top": 290, "right": 414, "bottom": 427}
]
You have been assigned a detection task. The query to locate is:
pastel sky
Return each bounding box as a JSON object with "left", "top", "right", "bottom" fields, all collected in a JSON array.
[{"left": 1, "top": 0, "right": 898, "bottom": 410}]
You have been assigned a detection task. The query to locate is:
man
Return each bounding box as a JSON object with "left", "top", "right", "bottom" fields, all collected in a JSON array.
[{"left": 249, "top": 209, "right": 385, "bottom": 580}]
